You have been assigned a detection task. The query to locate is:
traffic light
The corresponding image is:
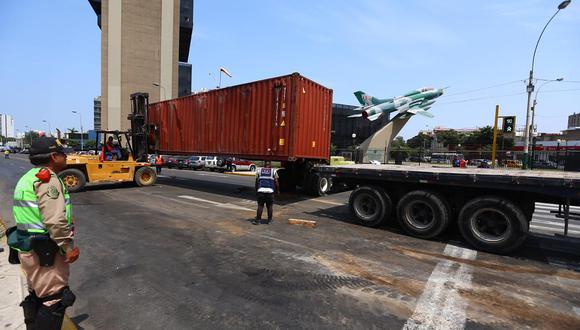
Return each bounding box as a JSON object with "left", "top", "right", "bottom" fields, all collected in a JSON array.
[{"left": 503, "top": 116, "right": 515, "bottom": 133}]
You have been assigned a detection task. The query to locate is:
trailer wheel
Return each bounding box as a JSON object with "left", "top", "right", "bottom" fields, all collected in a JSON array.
[
  {"left": 135, "top": 166, "right": 157, "bottom": 187},
  {"left": 396, "top": 190, "right": 450, "bottom": 238},
  {"left": 349, "top": 186, "right": 391, "bottom": 227},
  {"left": 458, "top": 197, "right": 528, "bottom": 254},
  {"left": 59, "top": 168, "right": 86, "bottom": 193}
]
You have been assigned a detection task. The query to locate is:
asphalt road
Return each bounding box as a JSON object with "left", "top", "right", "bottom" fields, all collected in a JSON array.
[{"left": 1, "top": 155, "right": 580, "bottom": 329}]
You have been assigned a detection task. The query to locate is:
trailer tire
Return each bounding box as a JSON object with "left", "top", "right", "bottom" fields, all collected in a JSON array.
[
  {"left": 349, "top": 186, "right": 391, "bottom": 227},
  {"left": 135, "top": 166, "right": 157, "bottom": 187},
  {"left": 458, "top": 197, "right": 528, "bottom": 254},
  {"left": 310, "top": 174, "right": 332, "bottom": 196},
  {"left": 59, "top": 169, "right": 86, "bottom": 193},
  {"left": 397, "top": 190, "right": 450, "bottom": 238}
]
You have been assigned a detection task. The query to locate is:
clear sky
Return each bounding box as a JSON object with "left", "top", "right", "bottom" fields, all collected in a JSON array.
[{"left": 1, "top": 0, "right": 579, "bottom": 139}]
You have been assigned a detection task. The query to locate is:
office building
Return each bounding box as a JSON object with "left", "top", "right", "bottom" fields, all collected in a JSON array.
[
  {"left": 94, "top": 96, "right": 102, "bottom": 130},
  {"left": 88, "top": 0, "right": 193, "bottom": 131},
  {"left": 0, "top": 114, "right": 15, "bottom": 138}
]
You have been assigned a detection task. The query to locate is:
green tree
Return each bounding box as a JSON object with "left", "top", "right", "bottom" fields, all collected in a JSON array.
[
  {"left": 465, "top": 126, "right": 493, "bottom": 146},
  {"left": 435, "top": 130, "right": 465, "bottom": 147},
  {"left": 24, "top": 131, "right": 40, "bottom": 147},
  {"left": 390, "top": 136, "right": 409, "bottom": 159},
  {"left": 85, "top": 140, "right": 97, "bottom": 150},
  {"left": 407, "top": 133, "right": 433, "bottom": 149}
]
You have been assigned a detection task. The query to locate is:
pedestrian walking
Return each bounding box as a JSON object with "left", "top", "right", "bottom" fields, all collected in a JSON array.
[
  {"left": 7, "top": 137, "right": 79, "bottom": 329},
  {"left": 155, "top": 154, "right": 164, "bottom": 174},
  {"left": 4, "top": 149, "right": 10, "bottom": 159},
  {"left": 252, "top": 161, "right": 279, "bottom": 225}
]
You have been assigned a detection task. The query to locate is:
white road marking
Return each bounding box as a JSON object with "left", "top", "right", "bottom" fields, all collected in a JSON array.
[
  {"left": 178, "top": 195, "right": 253, "bottom": 211},
  {"left": 403, "top": 244, "right": 477, "bottom": 330},
  {"left": 311, "top": 199, "right": 346, "bottom": 206},
  {"left": 141, "top": 193, "right": 209, "bottom": 209},
  {"left": 19, "top": 166, "right": 25, "bottom": 169}
]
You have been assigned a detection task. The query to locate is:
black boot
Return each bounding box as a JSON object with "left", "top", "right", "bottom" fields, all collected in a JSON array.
[
  {"left": 35, "top": 303, "right": 65, "bottom": 330},
  {"left": 20, "top": 293, "right": 40, "bottom": 330}
]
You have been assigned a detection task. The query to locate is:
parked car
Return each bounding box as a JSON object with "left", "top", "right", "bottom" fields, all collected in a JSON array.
[
  {"left": 226, "top": 157, "right": 256, "bottom": 172},
  {"left": 504, "top": 159, "right": 522, "bottom": 168},
  {"left": 532, "top": 159, "right": 557, "bottom": 169},
  {"left": 187, "top": 156, "right": 207, "bottom": 170},
  {"left": 204, "top": 156, "right": 223, "bottom": 171},
  {"left": 166, "top": 156, "right": 189, "bottom": 169},
  {"left": 204, "top": 156, "right": 256, "bottom": 172},
  {"left": 471, "top": 159, "right": 492, "bottom": 168}
]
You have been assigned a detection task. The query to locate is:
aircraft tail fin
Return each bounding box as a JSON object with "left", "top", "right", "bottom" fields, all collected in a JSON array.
[{"left": 354, "top": 91, "right": 392, "bottom": 106}]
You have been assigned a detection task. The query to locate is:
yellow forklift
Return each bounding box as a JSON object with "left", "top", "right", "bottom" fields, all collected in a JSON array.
[{"left": 59, "top": 93, "right": 157, "bottom": 192}]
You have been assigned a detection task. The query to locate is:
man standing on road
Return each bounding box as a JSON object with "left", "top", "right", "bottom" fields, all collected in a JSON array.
[
  {"left": 155, "top": 154, "right": 164, "bottom": 174},
  {"left": 252, "top": 161, "right": 279, "bottom": 225},
  {"left": 4, "top": 149, "right": 10, "bottom": 159},
  {"left": 7, "top": 137, "right": 79, "bottom": 329}
]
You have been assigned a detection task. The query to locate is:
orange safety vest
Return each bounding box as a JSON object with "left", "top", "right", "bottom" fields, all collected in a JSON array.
[{"left": 155, "top": 156, "right": 163, "bottom": 165}]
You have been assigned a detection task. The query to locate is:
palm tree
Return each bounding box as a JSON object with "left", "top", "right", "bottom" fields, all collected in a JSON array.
[{"left": 66, "top": 128, "right": 78, "bottom": 139}]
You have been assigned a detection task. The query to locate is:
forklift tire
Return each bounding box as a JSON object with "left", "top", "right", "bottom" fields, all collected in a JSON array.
[
  {"left": 59, "top": 169, "right": 86, "bottom": 193},
  {"left": 135, "top": 167, "right": 157, "bottom": 187}
]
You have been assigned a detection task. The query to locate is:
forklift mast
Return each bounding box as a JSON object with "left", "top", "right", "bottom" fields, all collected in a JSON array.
[{"left": 129, "top": 93, "right": 150, "bottom": 162}]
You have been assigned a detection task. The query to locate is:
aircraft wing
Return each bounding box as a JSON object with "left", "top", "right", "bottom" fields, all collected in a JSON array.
[
  {"left": 407, "top": 108, "right": 434, "bottom": 118},
  {"left": 347, "top": 114, "right": 363, "bottom": 118}
]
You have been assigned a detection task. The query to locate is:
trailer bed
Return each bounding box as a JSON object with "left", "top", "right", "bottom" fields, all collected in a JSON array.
[{"left": 315, "top": 164, "right": 580, "bottom": 202}]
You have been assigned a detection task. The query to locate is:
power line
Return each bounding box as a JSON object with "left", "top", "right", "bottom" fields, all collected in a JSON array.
[
  {"left": 540, "top": 88, "right": 580, "bottom": 93},
  {"left": 437, "top": 92, "right": 526, "bottom": 105},
  {"left": 442, "top": 80, "right": 524, "bottom": 98},
  {"left": 436, "top": 88, "right": 580, "bottom": 106}
]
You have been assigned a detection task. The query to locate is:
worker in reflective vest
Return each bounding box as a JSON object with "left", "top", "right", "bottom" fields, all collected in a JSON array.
[
  {"left": 7, "top": 137, "right": 79, "bottom": 329},
  {"left": 252, "top": 161, "right": 279, "bottom": 225},
  {"left": 155, "top": 154, "right": 164, "bottom": 174}
]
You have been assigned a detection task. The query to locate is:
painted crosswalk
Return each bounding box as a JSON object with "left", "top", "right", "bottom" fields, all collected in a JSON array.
[{"left": 530, "top": 202, "right": 580, "bottom": 237}]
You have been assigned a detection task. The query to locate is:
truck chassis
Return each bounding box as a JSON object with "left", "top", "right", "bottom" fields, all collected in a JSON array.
[{"left": 313, "top": 164, "right": 580, "bottom": 253}]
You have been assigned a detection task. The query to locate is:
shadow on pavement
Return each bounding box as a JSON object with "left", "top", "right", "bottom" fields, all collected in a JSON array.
[
  {"left": 155, "top": 176, "right": 315, "bottom": 207},
  {"left": 304, "top": 205, "right": 580, "bottom": 271}
]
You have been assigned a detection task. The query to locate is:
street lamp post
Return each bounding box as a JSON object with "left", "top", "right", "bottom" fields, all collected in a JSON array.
[
  {"left": 72, "top": 110, "right": 84, "bottom": 151},
  {"left": 530, "top": 78, "right": 563, "bottom": 169},
  {"left": 522, "top": 0, "right": 571, "bottom": 169},
  {"left": 24, "top": 125, "right": 31, "bottom": 146},
  {"left": 42, "top": 120, "right": 52, "bottom": 137}
]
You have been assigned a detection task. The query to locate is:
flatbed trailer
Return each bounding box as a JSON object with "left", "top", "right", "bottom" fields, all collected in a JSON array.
[{"left": 313, "top": 164, "right": 580, "bottom": 253}]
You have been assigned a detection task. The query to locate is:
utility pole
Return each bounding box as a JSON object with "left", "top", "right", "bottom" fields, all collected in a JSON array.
[{"left": 522, "top": 1, "right": 571, "bottom": 169}]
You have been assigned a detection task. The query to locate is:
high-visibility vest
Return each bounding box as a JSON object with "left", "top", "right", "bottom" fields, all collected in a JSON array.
[
  {"left": 11, "top": 168, "right": 72, "bottom": 251},
  {"left": 257, "top": 168, "right": 276, "bottom": 193}
]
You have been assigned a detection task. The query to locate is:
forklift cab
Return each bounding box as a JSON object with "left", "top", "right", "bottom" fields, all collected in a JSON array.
[{"left": 97, "top": 130, "right": 135, "bottom": 162}]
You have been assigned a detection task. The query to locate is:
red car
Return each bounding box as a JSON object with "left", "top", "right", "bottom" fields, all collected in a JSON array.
[{"left": 224, "top": 157, "right": 256, "bottom": 172}]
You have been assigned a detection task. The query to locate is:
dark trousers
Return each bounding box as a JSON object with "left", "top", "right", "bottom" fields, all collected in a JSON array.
[
  {"left": 156, "top": 165, "right": 162, "bottom": 174},
  {"left": 256, "top": 192, "right": 274, "bottom": 220}
]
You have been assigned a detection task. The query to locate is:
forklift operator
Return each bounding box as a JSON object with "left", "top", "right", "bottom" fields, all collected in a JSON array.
[{"left": 106, "top": 136, "right": 122, "bottom": 160}]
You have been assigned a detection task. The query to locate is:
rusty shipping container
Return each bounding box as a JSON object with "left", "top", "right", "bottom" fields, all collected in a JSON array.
[{"left": 148, "top": 73, "right": 333, "bottom": 162}]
